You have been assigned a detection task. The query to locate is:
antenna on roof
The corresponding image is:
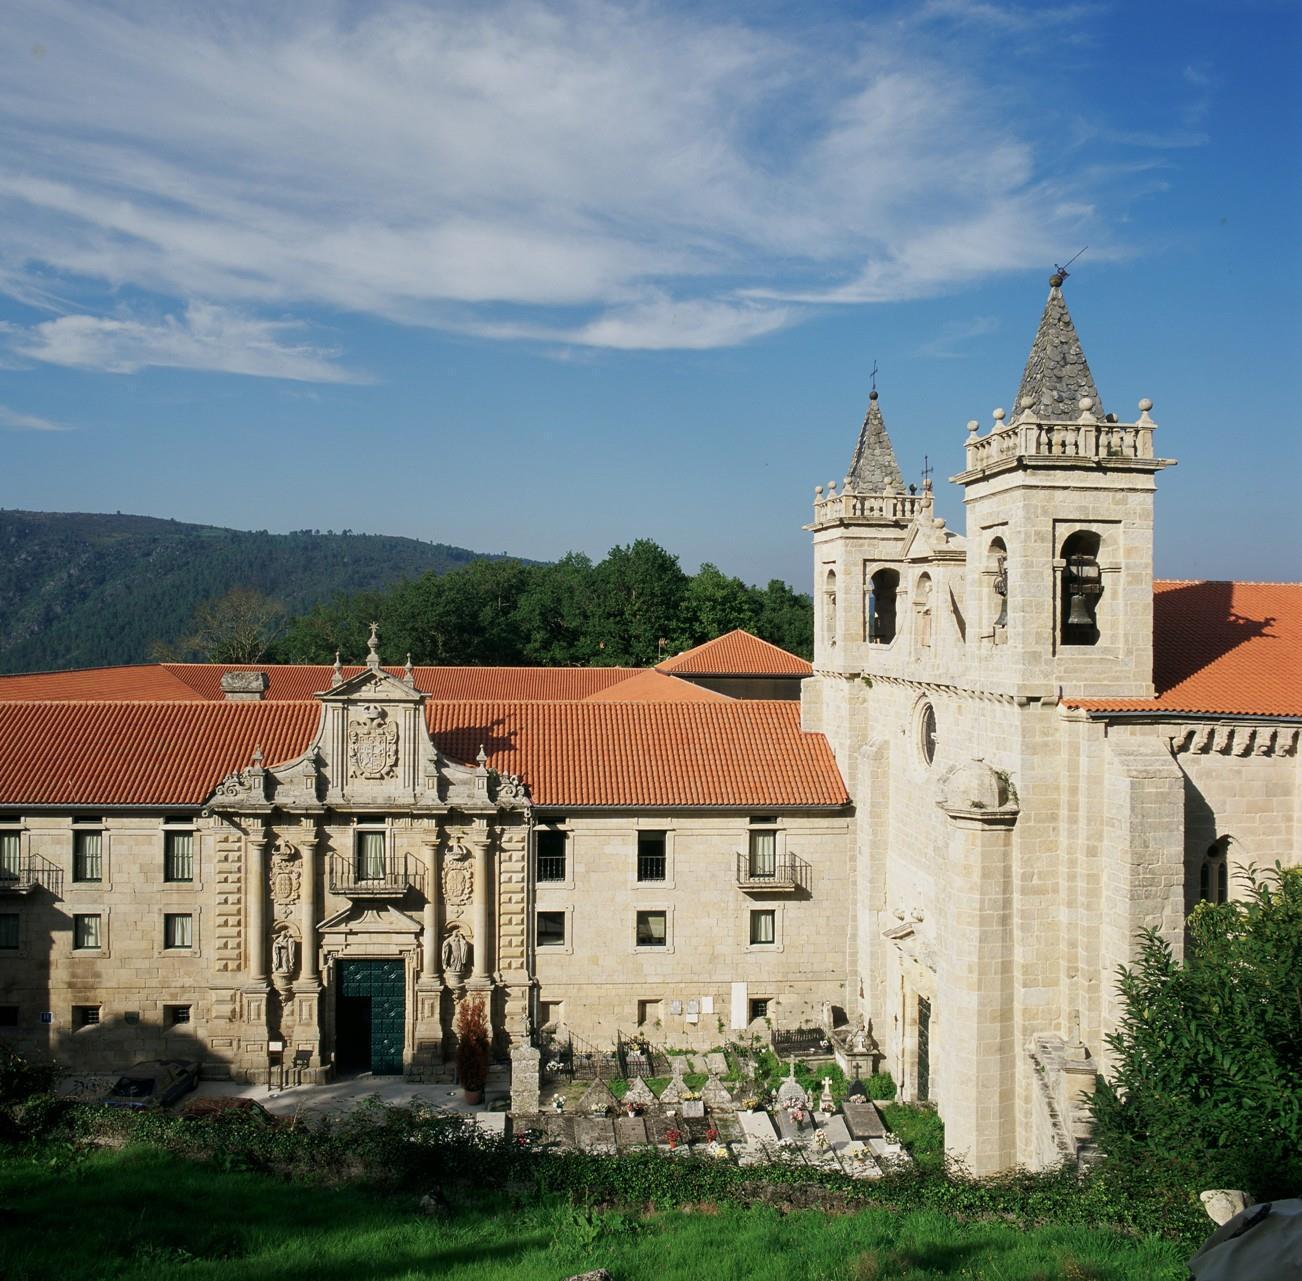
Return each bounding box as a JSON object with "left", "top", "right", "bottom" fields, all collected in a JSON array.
[{"left": 1052, "top": 246, "right": 1088, "bottom": 285}]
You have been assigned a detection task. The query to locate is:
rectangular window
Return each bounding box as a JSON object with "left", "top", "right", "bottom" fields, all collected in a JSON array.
[
  {"left": 536, "top": 829, "right": 566, "bottom": 882},
  {"left": 747, "top": 829, "right": 777, "bottom": 879},
  {"left": 536, "top": 910, "right": 566, "bottom": 947},
  {"left": 73, "top": 914, "right": 101, "bottom": 950},
  {"left": 750, "top": 909, "right": 776, "bottom": 945},
  {"left": 165, "top": 1005, "right": 192, "bottom": 1026},
  {"left": 164, "top": 831, "right": 194, "bottom": 882},
  {"left": 74, "top": 1004, "right": 100, "bottom": 1028},
  {"left": 0, "top": 1006, "right": 17, "bottom": 1028},
  {"left": 636, "top": 831, "right": 666, "bottom": 882},
  {"left": 164, "top": 913, "right": 193, "bottom": 950},
  {"left": 749, "top": 998, "right": 770, "bottom": 1022},
  {"left": 356, "top": 831, "right": 386, "bottom": 881},
  {"left": 73, "top": 830, "right": 102, "bottom": 882},
  {"left": 0, "top": 831, "right": 19, "bottom": 881},
  {"left": 635, "top": 910, "right": 667, "bottom": 948},
  {"left": 0, "top": 913, "right": 18, "bottom": 950}
]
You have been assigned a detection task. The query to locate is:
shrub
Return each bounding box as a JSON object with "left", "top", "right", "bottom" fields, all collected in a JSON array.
[
  {"left": 866, "top": 1072, "right": 896, "bottom": 1100},
  {"left": 455, "top": 998, "right": 491, "bottom": 1093},
  {"left": 1091, "top": 864, "right": 1302, "bottom": 1198},
  {"left": 0, "top": 1044, "right": 58, "bottom": 1105}
]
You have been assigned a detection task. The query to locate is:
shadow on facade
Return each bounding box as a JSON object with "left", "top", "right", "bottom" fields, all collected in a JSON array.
[{"left": 1153, "top": 580, "right": 1276, "bottom": 694}]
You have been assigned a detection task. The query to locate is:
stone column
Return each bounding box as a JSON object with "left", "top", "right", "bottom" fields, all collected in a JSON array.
[
  {"left": 247, "top": 823, "right": 269, "bottom": 983},
  {"left": 291, "top": 819, "right": 325, "bottom": 1081},
  {"left": 413, "top": 830, "right": 445, "bottom": 1075},
  {"left": 238, "top": 820, "right": 272, "bottom": 1083},
  {"left": 301, "top": 820, "right": 319, "bottom": 983},
  {"left": 468, "top": 818, "right": 493, "bottom": 990}
]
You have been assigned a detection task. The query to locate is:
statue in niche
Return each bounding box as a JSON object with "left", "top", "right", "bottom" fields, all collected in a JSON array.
[
  {"left": 442, "top": 929, "right": 471, "bottom": 975},
  {"left": 272, "top": 931, "right": 297, "bottom": 977}
]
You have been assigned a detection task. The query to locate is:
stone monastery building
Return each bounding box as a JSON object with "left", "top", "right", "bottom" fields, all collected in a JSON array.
[{"left": 1, "top": 278, "right": 1299, "bottom": 1173}]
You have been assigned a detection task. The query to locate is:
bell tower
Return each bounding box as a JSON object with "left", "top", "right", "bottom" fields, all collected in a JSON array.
[{"left": 954, "top": 273, "right": 1175, "bottom": 698}]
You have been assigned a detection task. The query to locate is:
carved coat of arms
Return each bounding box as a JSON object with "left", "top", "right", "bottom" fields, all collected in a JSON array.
[
  {"left": 442, "top": 842, "right": 473, "bottom": 906},
  {"left": 348, "top": 705, "right": 399, "bottom": 780},
  {"left": 270, "top": 837, "right": 301, "bottom": 906}
]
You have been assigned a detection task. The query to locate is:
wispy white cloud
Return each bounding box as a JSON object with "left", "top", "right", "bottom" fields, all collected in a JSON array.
[
  {"left": 13, "top": 304, "right": 364, "bottom": 383},
  {"left": 0, "top": 1, "right": 1151, "bottom": 360},
  {"left": 0, "top": 403, "right": 71, "bottom": 431},
  {"left": 917, "top": 315, "right": 1000, "bottom": 358}
]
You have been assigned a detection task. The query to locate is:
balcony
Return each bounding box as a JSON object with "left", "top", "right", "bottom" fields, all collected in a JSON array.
[
  {"left": 328, "top": 852, "right": 426, "bottom": 899},
  {"left": 0, "top": 854, "right": 64, "bottom": 898},
  {"left": 735, "top": 851, "right": 810, "bottom": 893}
]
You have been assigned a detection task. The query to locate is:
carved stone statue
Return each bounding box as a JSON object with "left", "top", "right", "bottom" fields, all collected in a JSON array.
[
  {"left": 442, "top": 930, "right": 471, "bottom": 975},
  {"left": 850, "top": 1016, "right": 871, "bottom": 1054},
  {"left": 272, "top": 932, "right": 297, "bottom": 977}
]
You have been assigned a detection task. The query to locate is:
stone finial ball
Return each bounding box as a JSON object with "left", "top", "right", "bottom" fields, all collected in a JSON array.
[
  {"left": 1078, "top": 397, "right": 1093, "bottom": 411},
  {"left": 828, "top": 480, "right": 837, "bottom": 491},
  {"left": 966, "top": 419, "right": 980, "bottom": 433},
  {"left": 869, "top": 389, "right": 879, "bottom": 401},
  {"left": 1021, "top": 396, "right": 1034, "bottom": 408},
  {"left": 1139, "top": 397, "right": 1153, "bottom": 412},
  {"left": 1049, "top": 271, "right": 1065, "bottom": 287},
  {"left": 993, "top": 407, "right": 1005, "bottom": 422},
  {"left": 815, "top": 486, "right": 823, "bottom": 497}
]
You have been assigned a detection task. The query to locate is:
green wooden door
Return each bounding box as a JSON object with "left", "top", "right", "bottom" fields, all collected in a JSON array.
[{"left": 339, "top": 960, "right": 406, "bottom": 1075}]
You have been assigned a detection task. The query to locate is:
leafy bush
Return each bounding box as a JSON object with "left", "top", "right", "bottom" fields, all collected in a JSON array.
[
  {"left": 1091, "top": 864, "right": 1302, "bottom": 1198},
  {"left": 0, "top": 1044, "right": 57, "bottom": 1105},
  {"left": 455, "top": 999, "right": 491, "bottom": 1093},
  {"left": 865, "top": 1072, "right": 896, "bottom": 1100}
]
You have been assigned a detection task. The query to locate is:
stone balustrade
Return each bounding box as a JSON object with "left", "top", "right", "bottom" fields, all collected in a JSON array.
[
  {"left": 961, "top": 400, "right": 1159, "bottom": 476},
  {"left": 811, "top": 487, "right": 927, "bottom": 527}
]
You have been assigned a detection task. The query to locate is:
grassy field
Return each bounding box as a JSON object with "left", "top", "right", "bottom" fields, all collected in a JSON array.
[{"left": 0, "top": 1143, "right": 1190, "bottom": 1281}]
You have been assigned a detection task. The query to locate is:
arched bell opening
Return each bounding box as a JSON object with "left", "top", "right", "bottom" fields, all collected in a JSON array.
[
  {"left": 823, "top": 568, "right": 838, "bottom": 649},
  {"left": 987, "top": 537, "right": 1008, "bottom": 638},
  {"left": 866, "top": 567, "right": 899, "bottom": 644},
  {"left": 1060, "top": 530, "right": 1102, "bottom": 647}
]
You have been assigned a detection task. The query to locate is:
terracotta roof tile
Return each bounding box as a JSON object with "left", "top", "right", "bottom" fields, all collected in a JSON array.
[
  {"left": 1068, "top": 580, "right": 1302, "bottom": 717},
  {"left": 657, "top": 630, "right": 813, "bottom": 677},
  {"left": 580, "top": 669, "right": 729, "bottom": 702},
  {"left": 0, "top": 664, "right": 205, "bottom": 702}
]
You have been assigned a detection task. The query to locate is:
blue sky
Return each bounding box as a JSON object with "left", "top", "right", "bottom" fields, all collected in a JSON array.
[{"left": 1, "top": 0, "right": 1298, "bottom": 590}]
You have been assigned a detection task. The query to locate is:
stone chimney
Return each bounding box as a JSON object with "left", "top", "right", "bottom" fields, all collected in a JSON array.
[{"left": 220, "top": 671, "right": 269, "bottom": 702}]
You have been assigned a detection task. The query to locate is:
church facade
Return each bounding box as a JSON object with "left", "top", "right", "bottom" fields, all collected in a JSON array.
[{"left": 0, "top": 277, "right": 1297, "bottom": 1172}]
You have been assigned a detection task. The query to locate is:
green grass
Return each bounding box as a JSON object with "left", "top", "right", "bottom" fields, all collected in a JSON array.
[{"left": 0, "top": 1144, "right": 1189, "bottom": 1281}]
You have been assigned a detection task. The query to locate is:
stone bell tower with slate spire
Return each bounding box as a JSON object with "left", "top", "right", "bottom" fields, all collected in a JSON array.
[{"left": 954, "top": 272, "right": 1175, "bottom": 699}]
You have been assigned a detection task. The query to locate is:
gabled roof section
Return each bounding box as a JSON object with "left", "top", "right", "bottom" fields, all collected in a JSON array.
[
  {"left": 657, "top": 630, "right": 813, "bottom": 678},
  {"left": 845, "top": 390, "right": 904, "bottom": 493},
  {"left": 581, "top": 669, "right": 729, "bottom": 702},
  {"left": 1013, "top": 275, "right": 1104, "bottom": 422},
  {"left": 1067, "top": 580, "right": 1302, "bottom": 718},
  {"left": 0, "top": 664, "right": 206, "bottom": 702}
]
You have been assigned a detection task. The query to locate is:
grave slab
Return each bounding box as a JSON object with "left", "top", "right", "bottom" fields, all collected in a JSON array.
[
  {"left": 820, "top": 1115, "right": 852, "bottom": 1150},
  {"left": 738, "top": 1110, "right": 779, "bottom": 1144},
  {"left": 705, "top": 1052, "right": 729, "bottom": 1075},
  {"left": 574, "top": 1117, "right": 617, "bottom": 1153},
  {"left": 842, "top": 1100, "right": 886, "bottom": 1140},
  {"left": 614, "top": 1115, "right": 649, "bottom": 1147},
  {"left": 681, "top": 1099, "right": 705, "bottom": 1120}
]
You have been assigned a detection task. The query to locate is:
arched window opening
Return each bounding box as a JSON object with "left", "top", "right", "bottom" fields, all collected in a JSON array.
[
  {"left": 914, "top": 574, "right": 933, "bottom": 649},
  {"left": 867, "top": 568, "right": 899, "bottom": 644},
  {"left": 1060, "top": 531, "right": 1102, "bottom": 647},
  {"left": 1200, "top": 837, "right": 1230, "bottom": 904},
  {"left": 988, "top": 537, "right": 1008, "bottom": 634},
  {"left": 824, "top": 569, "right": 837, "bottom": 648}
]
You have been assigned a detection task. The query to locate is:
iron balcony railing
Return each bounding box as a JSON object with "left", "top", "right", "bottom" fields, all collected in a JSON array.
[
  {"left": 328, "top": 851, "right": 426, "bottom": 898},
  {"left": 0, "top": 853, "right": 64, "bottom": 898},
  {"left": 735, "top": 850, "right": 810, "bottom": 892}
]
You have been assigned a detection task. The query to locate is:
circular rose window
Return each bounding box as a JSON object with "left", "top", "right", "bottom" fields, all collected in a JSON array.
[{"left": 918, "top": 702, "right": 938, "bottom": 766}]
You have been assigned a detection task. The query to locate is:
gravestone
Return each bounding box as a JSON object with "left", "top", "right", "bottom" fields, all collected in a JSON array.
[
  {"left": 614, "top": 1115, "right": 649, "bottom": 1148},
  {"left": 700, "top": 1075, "right": 734, "bottom": 1111},
  {"left": 842, "top": 1099, "right": 886, "bottom": 1140},
  {"left": 705, "top": 1052, "right": 729, "bottom": 1075},
  {"left": 738, "top": 1109, "right": 779, "bottom": 1144},
  {"left": 574, "top": 1117, "right": 617, "bottom": 1153},
  {"left": 622, "top": 1076, "right": 656, "bottom": 1107},
  {"left": 577, "top": 1077, "right": 617, "bottom": 1116},
  {"left": 821, "top": 1115, "right": 852, "bottom": 1150},
  {"left": 658, "top": 1076, "right": 687, "bottom": 1104},
  {"left": 775, "top": 1109, "right": 805, "bottom": 1143},
  {"left": 681, "top": 1098, "right": 705, "bottom": 1120},
  {"left": 509, "top": 1044, "right": 541, "bottom": 1115}
]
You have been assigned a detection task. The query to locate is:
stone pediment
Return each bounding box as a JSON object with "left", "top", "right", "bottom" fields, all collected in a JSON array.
[
  {"left": 317, "top": 665, "right": 424, "bottom": 705},
  {"left": 901, "top": 513, "right": 967, "bottom": 564}
]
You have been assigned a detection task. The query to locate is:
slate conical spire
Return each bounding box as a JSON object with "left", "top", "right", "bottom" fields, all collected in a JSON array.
[
  {"left": 1012, "top": 272, "right": 1104, "bottom": 422},
  {"left": 845, "top": 389, "right": 904, "bottom": 493}
]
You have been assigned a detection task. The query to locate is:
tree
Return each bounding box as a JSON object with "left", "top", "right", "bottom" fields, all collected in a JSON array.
[
  {"left": 753, "top": 579, "right": 814, "bottom": 659},
  {"left": 454, "top": 997, "right": 491, "bottom": 1098},
  {"left": 515, "top": 553, "right": 596, "bottom": 666},
  {"left": 1090, "top": 865, "right": 1302, "bottom": 1197},
  {"left": 675, "top": 563, "right": 758, "bottom": 651},
  {"left": 587, "top": 540, "right": 688, "bottom": 666},
  {"left": 183, "top": 587, "right": 288, "bottom": 663}
]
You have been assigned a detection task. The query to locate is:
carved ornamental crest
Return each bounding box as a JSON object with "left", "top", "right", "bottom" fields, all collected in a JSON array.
[
  {"left": 270, "top": 837, "right": 302, "bottom": 906},
  {"left": 442, "top": 841, "right": 473, "bottom": 906},
  {"left": 348, "top": 705, "right": 399, "bottom": 780}
]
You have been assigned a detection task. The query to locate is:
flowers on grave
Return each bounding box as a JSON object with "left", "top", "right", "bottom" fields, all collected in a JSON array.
[
  {"left": 665, "top": 1127, "right": 681, "bottom": 1150},
  {"left": 705, "top": 1125, "right": 719, "bottom": 1143},
  {"left": 552, "top": 1095, "right": 565, "bottom": 1113},
  {"left": 625, "top": 1100, "right": 643, "bottom": 1117},
  {"left": 545, "top": 1059, "right": 563, "bottom": 1073},
  {"left": 708, "top": 1141, "right": 729, "bottom": 1159},
  {"left": 681, "top": 1089, "right": 700, "bottom": 1101},
  {"left": 787, "top": 1105, "right": 806, "bottom": 1124},
  {"left": 812, "top": 1129, "right": 830, "bottom": 1152},
  {"left": 819, "top": 1039, "right": 831, "bottom": 1051},
  {"left": 740, "top": 1096, "right": 759, "bottom": 1111}
]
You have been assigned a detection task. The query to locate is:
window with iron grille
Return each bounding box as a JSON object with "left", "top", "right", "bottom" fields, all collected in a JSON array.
[
  {"left": 749, "top": 998, "right": 770, "bottom": 1022},
  {"left": 750, "top": 909, "right": 776, "bottom": 945},
  {"left": 636, "top": 831, "right": 666, "bottom": 882},
  {"left": 73, "top": 830, "right": 102, "bottom": 882},
  {"left": 166, "top": 1004, "right": 192, "bottom": 1026},
  {"left": 536, "top": 828, "right": 567, "bottom": 882},
  {"left": 74, "top": 1004, "right": 100, "bottom": 1027},
  {"left": 747, "top": 828, "right": 777, "bottom": 879},
  {"left": 164, "top": 913, "right": 193, "bottom": 950},
  {"left": 0, "top": 831, "right": 19, "bottom": 881},
  {"left": 0, "top": 913, "right": 18, "bottom": 950},
  {"left": 536, "top": 911, "right": 566, "bottom": 947},
  {"left": 73, "top": 914, "right": 101, "bottom": 950},
  {"left": 635, "top": 910, "right": 667, "bottom": 948},
  {"left": 164, "top": 831, "right": 194, "bottom": 882},
  {"left": 355, "top": 830, "right": 386, "bottom": 881}
]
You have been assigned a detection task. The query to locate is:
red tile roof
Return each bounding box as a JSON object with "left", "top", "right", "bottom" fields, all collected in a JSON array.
[
  {"left": 425, "top": 701, "right": 848, "bottom": 808},
  {"left": 0, "top": 664, "right": 205, "bottom": 702},
  {"left": 657, "top": 630, "right": 813, "bottom": 677},
  {"left": 580, "top": 669, "right": 729, "bottom": 702},
  {"left": 1068, "top": 581, "right": 1302, "bottom": 717}
]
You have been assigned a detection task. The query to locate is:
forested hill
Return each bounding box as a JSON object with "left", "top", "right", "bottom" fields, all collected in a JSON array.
[{"left": 0, "top": 510, "right": 515, "bottom": 673}]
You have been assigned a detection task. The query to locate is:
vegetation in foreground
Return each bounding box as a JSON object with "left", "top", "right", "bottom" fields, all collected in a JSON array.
[{"left": 0, "top": 1140, "right": 1190, "bottom": 1281}]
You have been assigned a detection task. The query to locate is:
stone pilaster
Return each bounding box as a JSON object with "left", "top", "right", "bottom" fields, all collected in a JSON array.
[
  {"left": 413, "top": 831, "right": 444, "bottom": 1073},
  {"left": 468, "top": 818, "right": 493, "bottom": 992},
  {"left": 238, "top": 821, "right": 272, "bottom": 1081}
]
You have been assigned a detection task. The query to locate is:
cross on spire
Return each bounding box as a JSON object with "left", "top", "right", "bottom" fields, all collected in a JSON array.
[{"left": 870, "top": 359, "right": 878, "bottom": 393}]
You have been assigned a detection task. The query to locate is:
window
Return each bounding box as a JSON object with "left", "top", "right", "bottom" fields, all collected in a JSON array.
[
  {"left": 73, "top": 914, "right": 101, "bottom": 950},
  {"left": 164, "top": 830, "right": 194, "bottom": 882},
  {"left": 73, "top": 829, "right": 102, "bottom": 882},
  {"left": 0, "top": 1006, "right": 17, "bottom": 1028},
  {"left": 823, "top": 569, "right": 837, "bottom": 647},
  {"left": 988, "top": 538, "right": 1009, "bottom": 632},
  {"left": 74, "top": 1005, "right": 101, "bottom": 1028},
  {"left": 0, "top": 829, "right": 19, "bottom": 881},
  {"left": 536, "top": 828, "right": 567, "bottom": 882},
  {"left": 914, "top": 573, "right": 934, "bottom": 649},
  {"left": 918, "top": 701, "right": 938, "bottom": 767},
  {"left": 165, "top": 1005, "right": 192, "bottom": 1027},
  {"left": 355, "top": 830, "right": 386, "bottom": 881},
  {"left": 636, "top": 831, "right": 666, "bottom": 882},
  {"left": 747, "top": 828, "right": 777, "bottom": 879},
  {"left": 867, "top": 568, "right": 899, "bottom": 644},
  {"left": 536, "top": 911, "right": 566, "bottom": 948},
  {"left": 1200, "top": 838, "right": 1230, "bottom": 904},
  {"left": 164, "top": 913, "right": 193, "bottom": 950},
  {"left": 0, "top": 914, "right": 17, "bottom": 951},
  {"left": 635, "top": 910, "right": 667, "bottom": 948},
  {"left": 749, "top": 998, "right": 770, "bottom": 1022},
  {"left": 750, "top": 909, "right": 776, "bottom": 945}
]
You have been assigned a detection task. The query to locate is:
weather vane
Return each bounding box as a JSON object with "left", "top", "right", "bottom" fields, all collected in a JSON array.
[{"left": 1053, "top": 246, "right": 1088, "bottom": 283}]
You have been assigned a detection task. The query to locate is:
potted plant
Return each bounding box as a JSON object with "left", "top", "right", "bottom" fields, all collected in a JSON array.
[
  {"left": 455, "top": 997, "right": 491, "bottom": 1105},
  {"left": 665, "top": 1126, "right": 681, "bottom": 1151}
]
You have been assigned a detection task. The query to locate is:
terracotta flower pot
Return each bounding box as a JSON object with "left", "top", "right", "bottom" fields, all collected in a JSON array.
[{"left": 463, "top": 1087, "right": 484, "bottom": 1105}]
